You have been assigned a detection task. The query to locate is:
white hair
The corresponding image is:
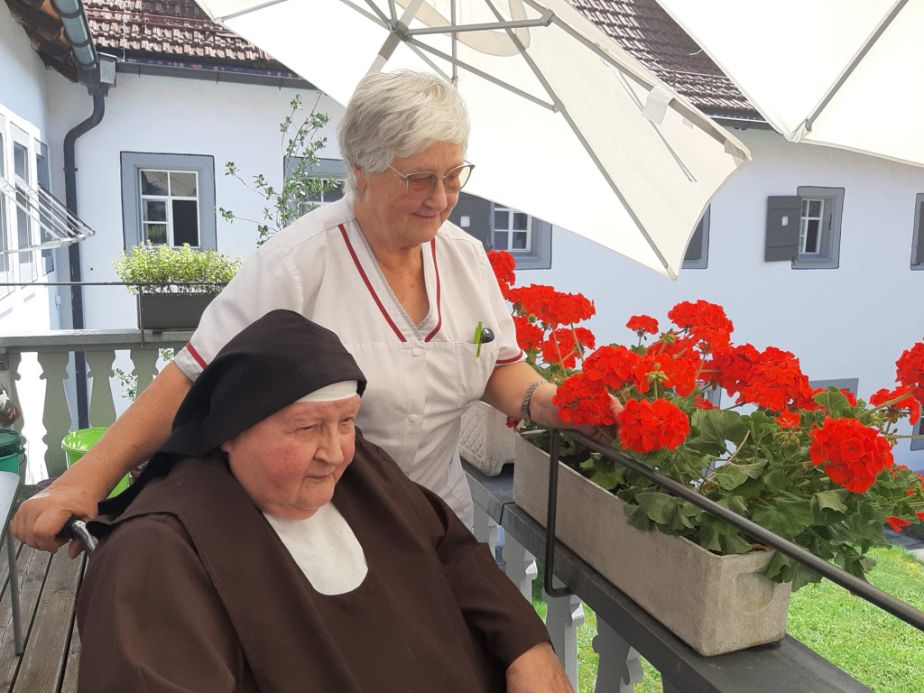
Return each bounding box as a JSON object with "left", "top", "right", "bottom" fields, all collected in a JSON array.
[{"left": 338, "top": 70, "right": 470, "bottom": 195}]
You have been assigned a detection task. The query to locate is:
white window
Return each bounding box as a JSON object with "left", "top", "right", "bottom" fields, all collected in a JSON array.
[
  {"left": 799, "top": 198, "right": 825, "bottom": 255},
  {"left": 492, "top": 205, "right": 531, "bottom": 253},
  {"left": 0, "top": 129, "right": 10, "bottom": 296},
  {"left": 138, "top": 169, "right": 200, "bottom": 246},
  {"left": 121, "top": 153, "right": 216, "bottom": 250},
  {"left": 13, "top": 139, "right": 35, "bottom": 283}
]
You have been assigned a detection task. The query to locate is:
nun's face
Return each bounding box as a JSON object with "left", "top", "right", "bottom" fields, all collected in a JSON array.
[{"left": 220, "top": 395, "right": 361, "bottom": 520}]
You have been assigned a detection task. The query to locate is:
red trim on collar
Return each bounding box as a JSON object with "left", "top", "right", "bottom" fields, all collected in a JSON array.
[
  {"left": 185, "top": 342, "right": 208, "bottom": 369},
  {"left": 496, "top": 350, "right": 525, "bottom": 365},
  {"left": 423, "top": 239, "right": 441, "bottom": 342},
  {"left": 339, "top": 224, "right": 407, "bottom": 343}
]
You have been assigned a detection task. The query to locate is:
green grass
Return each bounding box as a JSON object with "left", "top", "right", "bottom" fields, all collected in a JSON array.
[{"left": 531, "top": 545, "right": 924, "bottom": 692}]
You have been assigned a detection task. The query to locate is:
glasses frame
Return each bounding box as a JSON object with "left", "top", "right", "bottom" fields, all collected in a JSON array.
[{"left": 386, "top": 162, "right": 475, "bottom": 198}]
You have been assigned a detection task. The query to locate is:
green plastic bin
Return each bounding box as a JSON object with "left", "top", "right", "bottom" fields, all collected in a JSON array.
[
  {"left": 0, "top": 429, "right": 23, "bottom": 474},
  {"left": 61, "top": 427, "right": 131, "bottom": 498}
]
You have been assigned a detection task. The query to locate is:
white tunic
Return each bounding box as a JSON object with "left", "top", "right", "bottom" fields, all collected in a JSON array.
[{"left": 174, "top": 196, "right": 523, "bottom": 525}]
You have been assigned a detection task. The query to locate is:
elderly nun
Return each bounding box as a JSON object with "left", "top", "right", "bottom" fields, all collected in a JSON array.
[{"left": 76, "top": 310, "right": 570, "bottom": 692}]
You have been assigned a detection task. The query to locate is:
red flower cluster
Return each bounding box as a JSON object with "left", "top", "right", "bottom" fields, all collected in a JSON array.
[
  {"left": 626, "top": 314, "right": 659, "bottom": 335},
  {"left": 709, "top": 345, "right": 816, "bottom": 411},
  {"left": 775, "top": 411, "right": 801, "bottom": 429},
  {"left": 809, "top": 417, "right": 894, "bottom": 493},
  {"left": 667, "top": 300, "right": 734, "bottom": 353},
  {"left": 896, "top": 342, "right": 924, "bottom": 405},
  {"left": 487, "top": 250, "right": 516, "bottom": 299},
  {"left": 886, "top": 516, "right": 912, "bottom": 532},
  {"left": 617, "top": 398, "right": 690, "bottom": 453},
  {"left": 553, "top": 373, "right": 616, "bottom": 426},
  {"left": 513, "top": 315, "right": 544, "bottom": 353},
  {"left": 583, "top": 345, "right": 639, "bottom": 390},
  {"left": 869, "top": 387, "right": 921, "bottom": 425},
  {"left": 635, "top": 352, "right": 700, "bottom": 397},
  {"left": 508, "top": 284, "right": 595, "bottom": 327},
  {"left": 541, "top": 327, "right": 596, "bottom": 369}
]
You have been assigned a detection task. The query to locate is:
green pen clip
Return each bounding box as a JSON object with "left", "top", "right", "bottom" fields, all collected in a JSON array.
[{"left": 473, "top": 321, "right": 484, "bottom": 358}]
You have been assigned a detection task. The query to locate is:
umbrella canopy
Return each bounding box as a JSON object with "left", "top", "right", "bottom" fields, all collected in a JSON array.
[
  {"left": 194, "top": 0, "right": 749, "bottom": 278},
  {"left": 656, "top": 0, "right": 924, "bottom": 168}
]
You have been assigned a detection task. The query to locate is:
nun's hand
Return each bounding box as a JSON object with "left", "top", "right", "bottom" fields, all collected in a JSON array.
[
  {"left": 12, "top": 483, "right": 97, "bottom": 555},
  {"left": 506, "top": 643, "right": 573, "bottom": 693}
]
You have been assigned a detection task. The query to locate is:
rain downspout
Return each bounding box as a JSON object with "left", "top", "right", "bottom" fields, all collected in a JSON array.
[{"left": 54, "top": 0, "right": 116, "bottom": 428}]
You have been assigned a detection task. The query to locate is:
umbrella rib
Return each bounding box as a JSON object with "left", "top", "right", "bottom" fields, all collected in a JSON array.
[
  {"left": 521, "top": 0, "right": 738, "bottom": 155},
  {"left": 403, "top": 38, "right": 557, "bottom": 111},
  {"left": 484, "top": 0, "right": 675, "bottom": 276},
  {"left": 405, "top": 15, "right": 552, "bottom": 36},
  {"left": 212, "top": 0, "right": 288, "bottom": 23},
  {"left": 803, "top": 0, "right": 908, "bottom": 134},
  {"left": 340, "top": 0, "right": 389, "bottom": 26}
]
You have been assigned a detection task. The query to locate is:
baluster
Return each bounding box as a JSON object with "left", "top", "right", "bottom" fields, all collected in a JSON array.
[
  {"left": 472, "top": 503, "right": 499, "bottom": 557},
  {"left": 130, "top": 347, "right": 160, "bottom": 397},
  {"left": 38, "top": 351, "right": 72, "bottom": 478},
  {"left": 502, "top": 533, "right": 537, "bottom": 602},
  {"left": 0, "top": 351, "right": 22, "bottom": 434},
  {"left": 593, "top": 617, "right": 643, "bottom": 692},
  {"left": 84, "top": 350, "right": 117, "bottom": 427},
  {"left": 544, "top": 578, "right": 584, "bottom": 689}
]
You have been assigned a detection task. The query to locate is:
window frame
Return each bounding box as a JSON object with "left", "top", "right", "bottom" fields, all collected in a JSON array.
[
  {"left": 283, "top": 157, "right": 346, "bottom": 217},
  {"left": 792, "top": 186, "right": 844, "bottom": 270},
  {"left": 911, "top": 193, "right": 924, "bottom": 270},
  {"left": 682, "top": 206, "right": 710, "bottom": 270},
  {"left": 491, "top": 204, "right": 532, "bottom": 255},
  {"left": 138, "top": 169, "right": 201, "bottom": 247},
  {"left": 120, "top": 152, "right": 216, "bottom": 250},
  {"left": 11, "top": 126, "right": 37, "bottom": 284},
  {"left": 0, "top": 122, "right": 11, "bottom": 296}
]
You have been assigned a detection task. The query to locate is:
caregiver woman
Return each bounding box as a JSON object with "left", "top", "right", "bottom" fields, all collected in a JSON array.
[{"left": 15, "top": 69, "right": 604, "bottom": 551}]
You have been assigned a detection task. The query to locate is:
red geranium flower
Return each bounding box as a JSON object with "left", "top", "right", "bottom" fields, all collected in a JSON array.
[
  {"left": 617, "top": 398, "right": 690, "bottom": 453},
  {"left": 626, "top": 315, "right": 659, "bottom": 335},
  {"left": 541, "top": 327, "right": 596, "bottom": 369},
  {"left": 487, "top": 250, "right": 516, "bottom": 298},
  {"left": 508, "top": 284, "right": 595, "bottom": 327},
  {"left": 513, "top": 315, "right": 544, "bottom": 354},
  {"left": 808, "top": 417, "right": 894, "bottom": 493},
  {"left": 667, "top": 300, "right": 734, "bottom": 353},
  {"left": 583, "top": 345, "right": 640, "bottom": 391},
  {"left": 553, "top": 373, "right": 616, "bottom": 426},
  {"left": 886, "top": 516, "right": 911, "bottom": 532},
  {"left": 869, "top": 387, "right": 921, "bottom": 425},
  {"left": 775, "top": 411, "right": 801, "bottom": 429},
  {"left": 693, "top": 397, "right": 717, "bottom": 410},
  {"left": 896, "top": 341, "right": 924, "bottom": 404}
]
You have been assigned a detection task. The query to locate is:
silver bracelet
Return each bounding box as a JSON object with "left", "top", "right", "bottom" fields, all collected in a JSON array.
[{"left": 521, "top": 379, "right": 546, "bottom": 424}]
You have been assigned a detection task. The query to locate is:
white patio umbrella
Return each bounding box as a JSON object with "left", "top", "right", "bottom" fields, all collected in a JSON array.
[
  {"left": 194, "top": 0, "right": 750, "bottom": 278},
  {"left": 656, "top": 0, "right": 924, "bottom": 168}
]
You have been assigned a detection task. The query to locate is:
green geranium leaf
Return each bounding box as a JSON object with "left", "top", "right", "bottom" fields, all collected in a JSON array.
[
  {"left": 812, "top": 489, "right": 849, "bottom": 514},
  {"left": 624, "top": 502, "right": 653, "bottom": 531},
  {"left": 695, "top": 524, "right": 724, "bottom": 553},
  {"left": 762, "top": 468, "right": 790, "bottom": 494},
  {"left": 791, "top": 563, "right": 823, "bottom": 591},
  {"left": 686, "top": 409, "right": 749, "bottom": 456},
  {"left": 752, "top": 499, "right": 813, "bottom": 538},
  {"left": 813, "top": 387, "right": 854, "bottom": 417},
  {"left": 635, "top": 492, "right": 676, "bottom": 525},
  {"left": 717, "top": 495, "right": 749, "bottom": 517},
  {"left": 764, "top": 552, "right": 793, "bottom": 583},
  {"left": 714, "top": 461, "right": 766, "bottom": 491},
  {"left": 720, "top": 533, "right": 753, "bottom": 554},
  {"left": 589, "top": 466, "right": 625, "bottom": 491}
]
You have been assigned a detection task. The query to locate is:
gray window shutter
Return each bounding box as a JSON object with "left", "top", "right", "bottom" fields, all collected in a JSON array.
[
  {"left": 449, "top": 192, "right": 493, "bottom": 248},
  {"left": 916, "top": 199, "right": 924, "bottom": 266},
  {"left": 765, "top": 196, "right": 801, "bottom": 261},
  {"left": 684, "top": 218, "right": 704, "bottom": 261}
]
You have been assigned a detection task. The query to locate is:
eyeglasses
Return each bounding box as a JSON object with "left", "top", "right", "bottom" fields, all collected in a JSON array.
[{"left": 387, "top": 162, "right": 475, "bottom": 198}]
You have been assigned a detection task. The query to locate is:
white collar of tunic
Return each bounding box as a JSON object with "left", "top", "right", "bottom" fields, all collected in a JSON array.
[{"left": 263, "top": 503, "right": 368, "bottom": 596}]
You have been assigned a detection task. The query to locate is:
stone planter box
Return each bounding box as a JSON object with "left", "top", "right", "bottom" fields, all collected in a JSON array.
[
  {"left": 137, "top": 293, "right": 218, "bottom": 331},
  {"left": 459, "top": 402, "right": 517, "bottom": 476},
  {"left": 513, "top": 435, "right": 792, "bottom": 656}
]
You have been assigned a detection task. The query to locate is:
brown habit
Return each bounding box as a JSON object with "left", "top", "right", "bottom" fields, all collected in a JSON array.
[{"left": 76, "top": 434, "right": 550, "bottom": 692}]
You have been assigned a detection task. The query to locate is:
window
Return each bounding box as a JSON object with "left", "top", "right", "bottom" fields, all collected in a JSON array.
[
  {"left": 283, "top": 157, "right": 346, "bottom": 219},
  {"left": 809, "top": 378, "right": 859, "bottom": 396},
  {"left": 449, "top": 192, "right": 552, "bottom": 270},
  {"left": 13, "top": 140, "right": 35, "bottom": 283},
  {"left": 35, "top": 141, "right": 53, "bottom": 273},
  {"left": 764, "top": 188, "right": 844, "bottom": 269},
  {"left": 682, "top": 207, "right": 710, "bottom": 269},
  {"left": 0, "top": 128, "right": 10, "bottom": 296},
  {"left": 492, "top": 206, "right": 531, "bottom": 253},
  {"left": 911, "top": 193, "right": 924, "bottom": 269},
  {"left": 121, "top": 153, "right": 216, "bottom": 250}
]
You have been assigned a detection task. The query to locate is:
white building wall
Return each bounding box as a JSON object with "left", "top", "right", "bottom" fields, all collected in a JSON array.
[
  {"left": 529, "top": 128, "right": 924, "bottom": 469},
  {"left": 46, "top": 71, "right": 344, "bottom": 330}
]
